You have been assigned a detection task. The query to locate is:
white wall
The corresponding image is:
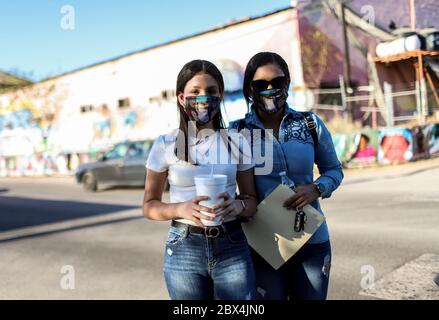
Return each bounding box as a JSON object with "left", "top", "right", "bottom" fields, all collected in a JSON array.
[{"left": 0, "top": 8, "right": 300, "bottom": 154}]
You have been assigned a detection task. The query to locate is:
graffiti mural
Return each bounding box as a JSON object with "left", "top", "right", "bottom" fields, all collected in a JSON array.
[
  {"left": 334, "top": 129, "right": 378, "bottom": 168},
  {"left": 378, "top": 128, "right": 413, "bottom": 164},
  {"left": 425, "top": 123, "right": 439, "bottom": 157}
]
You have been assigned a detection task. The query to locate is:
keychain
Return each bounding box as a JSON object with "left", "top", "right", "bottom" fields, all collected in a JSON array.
[
  {"left": 279, "top": 171, "right": 305, "bottom": 232},
  {"left": 294, "top": 207, "right": 307, "bottom": 232}
]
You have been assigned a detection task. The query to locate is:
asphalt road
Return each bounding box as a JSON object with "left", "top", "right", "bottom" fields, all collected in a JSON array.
[{"left": 1, "top": 158, "right": 438, "bottom": 299}]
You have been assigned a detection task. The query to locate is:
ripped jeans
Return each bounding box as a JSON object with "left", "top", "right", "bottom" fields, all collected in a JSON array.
[
  {"left": 251, "top": 240, "right": 332, "bottom": 300},
  {"left": 163, "top": 223, "right": 256, "bottom": 300}
]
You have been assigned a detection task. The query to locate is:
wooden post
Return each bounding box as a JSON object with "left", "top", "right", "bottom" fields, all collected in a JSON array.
[
  {"left": 371, "top": 99, "right": 377, "bottom": 129},
  {"left": 424, "top": 67, "right": 439, "bottom": 108},
  {"left": 384, "top": 81, "right": 394, "bottom": 127},
  {"left": 419, "top": 52, "right": 428, "bottom": 123},
  {"left": 409, "top": 0, "right": 416, "bottom": 30},
  {"left": 339, "top": 75, "right": 347, "bottom": 111},
  {"left": 414, "top": 62, "right": 422, "bottom": 123},
  {"left": 340, "top": 1, "right": 352, "bottom": 119}
]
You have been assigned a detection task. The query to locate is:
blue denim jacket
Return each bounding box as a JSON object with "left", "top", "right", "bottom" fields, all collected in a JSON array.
[{"left": 228, "top": 105, "right": 344, "bottom": 244}]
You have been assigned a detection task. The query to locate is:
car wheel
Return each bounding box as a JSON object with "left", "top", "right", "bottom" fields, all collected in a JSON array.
[{"left": 83, "top": 171, "right": 98, "bottom": 192}]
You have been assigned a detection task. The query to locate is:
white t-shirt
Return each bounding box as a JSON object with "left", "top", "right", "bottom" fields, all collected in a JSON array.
[{"left": 145, "top": 129, "right": 255, "bottom": 226}]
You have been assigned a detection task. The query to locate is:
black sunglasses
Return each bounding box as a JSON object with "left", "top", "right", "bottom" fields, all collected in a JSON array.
[{"left": 251, "top": 76, "right": 288, "bottom": 93}]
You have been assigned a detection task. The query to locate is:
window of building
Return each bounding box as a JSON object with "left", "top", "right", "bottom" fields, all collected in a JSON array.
[
  {"left": 161, "top": 89, "right": 176, "bottom": 100},
  {"left": 118, "top": 98, "right": 131, "bottom": 108},
  {"left": 80, "top": 105, "right": 94, "bottom": 113}
]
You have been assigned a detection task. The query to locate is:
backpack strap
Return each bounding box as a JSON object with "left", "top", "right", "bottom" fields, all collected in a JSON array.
[{"left": 302, "top": 112, "right": 319, "bottom": 152}]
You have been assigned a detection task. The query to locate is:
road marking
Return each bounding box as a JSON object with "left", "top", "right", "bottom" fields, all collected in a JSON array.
[{"left": 359, "top": 253, "right": 439, "bottom": 300}]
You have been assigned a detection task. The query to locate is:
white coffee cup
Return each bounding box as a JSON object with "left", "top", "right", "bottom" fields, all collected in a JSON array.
[{"left": 194, "top": 174, "right": 227, "bottom": 226}]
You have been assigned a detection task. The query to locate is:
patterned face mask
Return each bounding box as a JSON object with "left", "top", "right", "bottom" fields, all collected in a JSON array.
[
  {"left": 184, "top": 95, "right": 221, "bottom": 125},
  {"left": 253, "top": 88, "right": 288, "bottom": 114}
]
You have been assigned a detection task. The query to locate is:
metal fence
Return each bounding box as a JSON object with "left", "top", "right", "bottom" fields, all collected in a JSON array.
[{"left": 309, "top": 75, "right": 439, "bottom": 127}]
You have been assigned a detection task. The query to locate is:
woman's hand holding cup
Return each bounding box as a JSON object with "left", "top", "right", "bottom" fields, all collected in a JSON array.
[
  {"left": 212, "top": 192, "right": 244, "bottom": 221},
  {"left": 177, "top": 196, "right": 216, "bottom": 228}
]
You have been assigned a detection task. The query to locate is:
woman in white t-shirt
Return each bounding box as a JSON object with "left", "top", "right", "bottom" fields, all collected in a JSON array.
[{"left": 143, "top": 60, "right": 258, "bottom": 300}]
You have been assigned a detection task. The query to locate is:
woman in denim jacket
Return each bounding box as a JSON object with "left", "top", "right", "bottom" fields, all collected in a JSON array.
[{"left": 229, "top": 52, "right": 344, "bottom": 300}]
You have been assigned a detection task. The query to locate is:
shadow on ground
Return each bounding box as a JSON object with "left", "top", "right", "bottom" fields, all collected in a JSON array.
[{"left": 0, "top": 194, "right": 141, "bottom": 233}]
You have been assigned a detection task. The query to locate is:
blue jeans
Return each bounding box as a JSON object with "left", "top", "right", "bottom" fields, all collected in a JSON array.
[
  {"left": 251, "top": 241, "right": 332, "bottom": 300},
  {"left": 163, "top": 222, "right": 256, "bottom": 300}
]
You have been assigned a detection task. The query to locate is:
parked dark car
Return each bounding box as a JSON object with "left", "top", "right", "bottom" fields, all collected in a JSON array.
[{"left": 76, "top": 140, "right": 157, "bottom": 192}]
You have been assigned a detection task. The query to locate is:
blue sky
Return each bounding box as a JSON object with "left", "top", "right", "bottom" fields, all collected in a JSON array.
[{"left": 0, "top": 0, "right": 290, "bottom": 81}]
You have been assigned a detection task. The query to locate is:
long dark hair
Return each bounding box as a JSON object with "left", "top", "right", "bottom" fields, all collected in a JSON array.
[
  {"left": 175, "top": 60, "right": 226, "bottom": 164},
  {"left": 243, "top": 52, "right": 291, "bottom": 109}
]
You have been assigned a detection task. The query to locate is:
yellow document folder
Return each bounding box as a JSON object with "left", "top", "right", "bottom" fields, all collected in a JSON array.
[{"left": 242, "top": 184, "right": 325, "bottom": 270}]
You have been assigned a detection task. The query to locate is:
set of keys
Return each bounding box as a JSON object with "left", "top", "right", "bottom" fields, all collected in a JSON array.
[
  {"left": 294, "top": 207, "right": 307, "bottom": 232},
  {"left": 279, "top": 171, "right": 307, "bottom": 232}
]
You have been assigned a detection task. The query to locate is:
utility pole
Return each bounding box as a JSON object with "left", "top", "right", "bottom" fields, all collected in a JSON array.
[
  {"left": 409, "top": 0, "right": 416, "bottom": 30},
  {"left": 290, "top": 0, "right": 308, "bottom": 111},
  {"left": 340, "top": 0, "right": 353, "bottom": 119}
]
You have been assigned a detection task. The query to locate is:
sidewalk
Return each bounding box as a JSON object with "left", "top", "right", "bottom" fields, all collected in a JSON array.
[
  {"left": 341, "top": 156, "right": 439, "bottom": 184},
  {"left": 2, "top": 156, "right": 439, "bottom": 184}
]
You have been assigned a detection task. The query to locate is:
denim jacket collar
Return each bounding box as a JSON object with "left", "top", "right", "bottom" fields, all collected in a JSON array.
[{"left": 244, "top": 104, "right": 303, "bottom": 130}]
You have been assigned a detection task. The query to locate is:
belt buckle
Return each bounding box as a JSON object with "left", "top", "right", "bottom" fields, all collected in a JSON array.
[{"left": 205, "top": 226, "right": 221, "bottom": 238}]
